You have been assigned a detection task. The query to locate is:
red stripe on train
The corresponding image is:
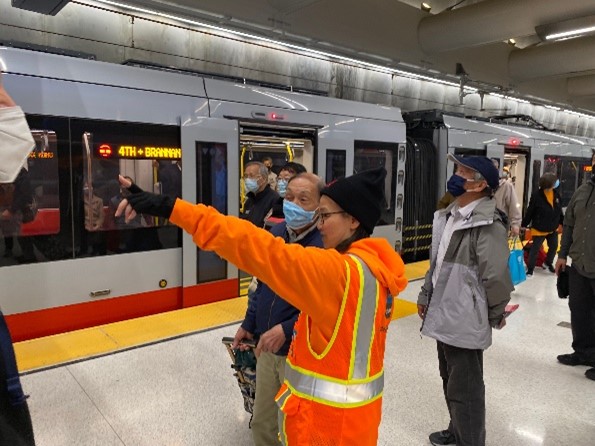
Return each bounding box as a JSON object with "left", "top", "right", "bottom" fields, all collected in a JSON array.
[{"left": 5, "top": 279, "right": 238, "bottom": 342}]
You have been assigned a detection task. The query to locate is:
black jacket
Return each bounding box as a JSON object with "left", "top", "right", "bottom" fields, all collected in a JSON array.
[
  {"left": 240, "top": 185, "right": 279, "bottom": 228},
  {"left": 522, "top": 188, "right": 564, "bottom": 233}
]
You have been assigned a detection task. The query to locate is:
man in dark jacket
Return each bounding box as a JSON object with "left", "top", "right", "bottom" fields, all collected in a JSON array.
[
  {"left": 555, "top": 151, "right": 595, "bottom": 381},
  {"left": 521, "top": 172, "right": 564, "bottom": 275},
  {"left": 232, "top": 173, "right": 323, "bottom": 446},
  {"left": 240, "top": 162, "right": 279, "bottom": 228}
]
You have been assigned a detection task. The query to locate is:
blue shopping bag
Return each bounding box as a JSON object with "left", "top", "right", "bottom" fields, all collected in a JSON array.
[{"left": 508, "top": 239, "right": 527, "bottom": 286}]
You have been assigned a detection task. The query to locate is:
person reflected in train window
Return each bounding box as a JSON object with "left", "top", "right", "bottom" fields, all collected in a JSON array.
[
  {"left": 492, "top": 159, "right": 521, "bottom": 236},
  {"left": 270, "top": 162, "right": 307, "bottom": 219},
  {"left": 115, "top": 166, "right": 407, "bottom": 446},
  {"left": 240, "top": 161, "right": 279, "bottom": 228},
  {"left": 0, "top": 73, "right": 37, "bottom": 446},
  {"left": 555, "top": 150, "right": 595, "bottom": 381},
  {"left": 232, "top": 173, "right": 324, "bottom": 446},
  {"left": 1, "top": 168, "right": 35, "bottom": 263},
  {"left": 155, "top": 160, "right": 182, "bottom": 200},
  {"left": 262, "top": 156, "right": 278, "bottom": 191},
  {"left": 521, "top": 172, "right": 564, "bottom": 276},
  {"left": 417, "top": 155, "right": 512, "bottom": 446},
  {"left": 82, "top": 182, "right": 106, "bottom": 255}
]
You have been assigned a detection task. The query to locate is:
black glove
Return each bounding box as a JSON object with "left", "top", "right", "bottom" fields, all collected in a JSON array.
[{"left": 126, "top": 183, "right": 175, "bottom": 219}]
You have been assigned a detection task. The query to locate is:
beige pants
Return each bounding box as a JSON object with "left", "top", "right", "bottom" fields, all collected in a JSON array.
[{"left": 251, "top": 352, "right": 286, "bottom": 446}]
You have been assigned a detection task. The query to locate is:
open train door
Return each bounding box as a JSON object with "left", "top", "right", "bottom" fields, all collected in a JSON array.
[{"left": 180, "top": 116, "right": 240, "bottom": 307}]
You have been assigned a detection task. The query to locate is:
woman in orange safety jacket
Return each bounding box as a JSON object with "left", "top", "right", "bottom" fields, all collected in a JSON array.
[{"left": 116, "top": 167, "right": 408, "bottom": 446}]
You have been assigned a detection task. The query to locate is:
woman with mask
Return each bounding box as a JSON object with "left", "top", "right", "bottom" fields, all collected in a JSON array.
[
  {"left": 522, "top": 172, "right": 564, "bottom": 275},
  {"left": 116, "top": 166, "right": 407, "bottom": 445},
  {"left": 232, "top": 173, "right": 323, "bottom": 446}
]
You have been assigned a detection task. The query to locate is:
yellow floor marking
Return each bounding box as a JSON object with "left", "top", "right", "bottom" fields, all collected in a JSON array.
[
  {"left": 392, "top": 299, "right": 418, "bottom": 320},
  {"left": 15, "top": 297, "right": 248, "bottom": 372},
  {"left": 15, "top": 259, "right": 430, "bottom": 372},
  {"left": 404, "top": 259, "right": 429, "bottom": 281}
]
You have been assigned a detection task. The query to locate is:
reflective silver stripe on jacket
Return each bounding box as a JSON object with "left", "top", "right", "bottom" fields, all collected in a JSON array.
[
  {"left": 284, "top": 365, "right": 384, "bottom": 405},
  {"left": 350, "top": 255, "right": 380, "bottom": 379}
]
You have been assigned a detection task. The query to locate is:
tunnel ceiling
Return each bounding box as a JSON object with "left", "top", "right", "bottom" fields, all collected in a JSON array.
[{"left": 89, "top": 1, "right": 595, "bottom": 113}]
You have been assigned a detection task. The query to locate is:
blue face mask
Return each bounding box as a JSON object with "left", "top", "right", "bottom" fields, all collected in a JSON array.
[
  {"left": 447, "top": 174, "right": 467, "bottom": 197},
  {"left": 277, "top": 179, "right": 288, "bottom": 197},
  {"left": 553, "top": 179, "right": 560, "bottom": 189},
  {"left": 244, "top": 178, "right": 259, "bottom": 194},
  {"left": 283, "top": 200, "right": 316, "bottom": 229}
]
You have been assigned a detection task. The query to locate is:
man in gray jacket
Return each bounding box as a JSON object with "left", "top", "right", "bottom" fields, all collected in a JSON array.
[{"left": 418, "top": 154, "right": 513, "bottom": 446}]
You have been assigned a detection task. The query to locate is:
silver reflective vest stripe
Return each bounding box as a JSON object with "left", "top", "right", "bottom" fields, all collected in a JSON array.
[
  {"left": 350, "top": 255, "right": 379, "bottom": 379},
  {"left": 283, "top": 255, "right": 384, "bottom": 405},
  {"left": 284, "top": 365, "right": 384, "bottom": 405}
]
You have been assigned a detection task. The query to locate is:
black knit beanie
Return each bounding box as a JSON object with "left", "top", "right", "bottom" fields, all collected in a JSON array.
[{"left": 321, "top": 166, "right": 387, "bottom": 234}]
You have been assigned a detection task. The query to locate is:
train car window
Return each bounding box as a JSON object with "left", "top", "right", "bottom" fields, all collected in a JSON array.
[
  {"left": 196, "top": 142, "right": 227, "bottom": 283},
  {"left": 1, "top": 116, "right": 69, "bottom": 267},
  {"left": 450, "top": 148, "right": 486, "bottom": 175},
  {"left": 354, "top": 141, "right": 399, "bottom": 226},
  {"left": 325, "top": 150, "right": 346, "bottom": 184},
  {"left": 70, "top": 119, "right": 181, "bottom": 258}
]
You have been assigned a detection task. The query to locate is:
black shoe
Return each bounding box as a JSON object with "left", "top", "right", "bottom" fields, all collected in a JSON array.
[
  {"left": 557, "top": 353, "right": 593, "bottom": 367},
  {"left": 526, "top": 268, "right": 533, "bottom": 277},
  {"left": 544, "top": 262, "right": 555, "bottom": 273},
  {"left": 429, "top": 430, "right": 456, "bottom": 445},
  {"left": 586, "top": 368, "right": 595, "bottom": 381}
]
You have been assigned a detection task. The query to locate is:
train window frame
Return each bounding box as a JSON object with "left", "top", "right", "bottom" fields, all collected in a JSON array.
[
  {"left": 196, "top": 141, "right": 228, "bottom": 283},
  {"left": 325, "top": 149, "right": 346, "bottom": 184},
  {"left": 354, "top": 140, "right": 399, "bottom": 227}
]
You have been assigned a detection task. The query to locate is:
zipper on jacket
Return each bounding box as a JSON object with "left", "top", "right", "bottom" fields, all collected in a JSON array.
[
  {"left": 471, "top": 292, "right": 483, "bottom": 324},
  {"left": 267, "top": 295, "right": 276, "bottom": 330}
]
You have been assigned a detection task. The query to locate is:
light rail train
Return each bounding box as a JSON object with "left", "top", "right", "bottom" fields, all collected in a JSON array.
[{"left": 0, "top": 47, "right": 592, "bottom": 340}]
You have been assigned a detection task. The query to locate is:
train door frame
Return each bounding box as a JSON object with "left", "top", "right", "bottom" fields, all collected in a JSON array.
[
  {"left": 180, "top": 116, "right": 240, "bottom": 307},
  {"left": 487, "top": 142, "right": 534, "bottom": 214}
]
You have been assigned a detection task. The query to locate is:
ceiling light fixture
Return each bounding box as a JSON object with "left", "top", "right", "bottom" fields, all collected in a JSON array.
[
  {"left": 507, "top": 38, "right": 516, "bottom": 46},
  {"left": 545, "top": 25, "right": 595, "bottom": 40},
  {"left": 421, "top": 2, "right": 432, "bottom": 12},
  {"left": 536, "top": 15, "right": 595, "bottom": 41}
]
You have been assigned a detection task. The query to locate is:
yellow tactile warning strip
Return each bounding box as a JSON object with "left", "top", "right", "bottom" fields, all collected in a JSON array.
[
  {"left": 14, "top": 297, "right": 248, "bottom": 373},
  {"left": 14, "top": 260, "right": 429, "bottom": 373}
]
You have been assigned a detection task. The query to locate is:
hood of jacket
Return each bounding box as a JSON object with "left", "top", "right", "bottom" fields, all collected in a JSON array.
[{"left": 348, "top": 238, "right": 408, "bottom": 297}]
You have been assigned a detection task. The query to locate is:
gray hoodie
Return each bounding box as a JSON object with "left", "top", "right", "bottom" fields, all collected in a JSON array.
[{"left": 418, "top": 197, "right": 513, "bottom": 350}]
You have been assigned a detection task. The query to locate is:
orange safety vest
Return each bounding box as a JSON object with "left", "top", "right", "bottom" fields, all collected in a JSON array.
[{"left": 275, "top": 254, "right": 392, "bottom": 446}]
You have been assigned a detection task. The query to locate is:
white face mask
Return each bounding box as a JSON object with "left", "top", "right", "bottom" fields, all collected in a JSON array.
[{"left": 0, "top": 106, "right": 35, "bottom": 183}]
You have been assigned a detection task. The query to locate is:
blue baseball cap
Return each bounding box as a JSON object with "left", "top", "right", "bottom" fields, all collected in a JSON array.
[{"left": 448, "top": 154, "right": 500, "bottom": 190}]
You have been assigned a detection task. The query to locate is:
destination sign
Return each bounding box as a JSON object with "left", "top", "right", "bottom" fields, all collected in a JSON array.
[{"left": 97, "top": 144, "right": 181, "bottom": 160}]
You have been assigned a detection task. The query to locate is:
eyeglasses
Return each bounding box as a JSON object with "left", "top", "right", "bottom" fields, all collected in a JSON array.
[{"left": 316, "top": 210, "right": 346, "bottom": 224}]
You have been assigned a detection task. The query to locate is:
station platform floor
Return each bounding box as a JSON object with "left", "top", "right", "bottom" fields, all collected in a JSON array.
[{"left": 15, "top": 261, "right": 595, "bottom": 446}]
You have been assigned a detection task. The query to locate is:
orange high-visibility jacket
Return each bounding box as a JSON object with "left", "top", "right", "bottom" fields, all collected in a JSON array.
[{"left": 170, "top": 200, "right": 408, "bottom": 445}]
